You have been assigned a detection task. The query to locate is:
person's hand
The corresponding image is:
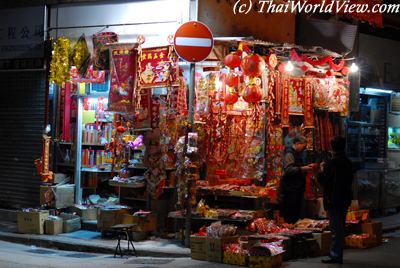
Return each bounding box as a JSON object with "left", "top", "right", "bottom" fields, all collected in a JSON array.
[
  {"left": 301, "top": 165, "right": 313, "bottom": 172},
  {"left": 320, "top": 162, "right": 326, "bottom": 172}
]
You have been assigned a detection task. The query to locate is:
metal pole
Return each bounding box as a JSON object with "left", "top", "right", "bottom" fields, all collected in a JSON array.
[
  {"left": 185, "top": 62, "right": 196, "bottom": 247},
  {"left": 74, "top": 97, "right": 83, "bottom": 204},
  {"left": 188, "top": 62, "right": 195, "bottom": 125}
]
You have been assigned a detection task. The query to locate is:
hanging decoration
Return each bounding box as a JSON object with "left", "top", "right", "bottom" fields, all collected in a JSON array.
[
  {"left": 70, "top": 65, "right": 105, "bottom": 84},
  {"left": 71, "top": 34, "right": 91, "bottom": 76},
  {"left": 144, "top": 129, "right": 167, "bottom": 200},
  {"left": 241, "top": 54, "right": 266, "bottom": 77},
  {"left": 49, "top": 36, "right": 71, "bottom": 85},
  {"left": 108, "top": 43, "right": 137, "bottom": 113},
  {"left": 138, "top": 46, "right": 179, "bottom": 88},
  {"left": 290, "top": 49, "right": 345, "bottom": 72},
  {"left": 304, "top": 78, "right": 314, "bottom": 128},
  {"left": 92, "top": 32, "right": 118, "bottom": 70},
  {"left": 288, "top": 78, "right": 305, "bottom": 114},
  {"left": 281, "top": 74, "right": 290, "bottom": 127},
  {"left": 224, "top": 52, "right": 242, "bottom": 69}
]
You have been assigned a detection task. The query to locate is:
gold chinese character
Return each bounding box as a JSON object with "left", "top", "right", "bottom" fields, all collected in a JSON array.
[
  {"left": 124, "top": 50, "right": 129, "bottom": 55},
  {"left": 141, "top": 54, "right": 147, "bottom": 60},
  {"left": 147, "top": 53, "right": 153, "bottom": 60},
  {"left": 159, "top": 52, "right": 164, "bottom": 59},
  {"left": 153, "top": 53, "right": 158, "bottom": 59}
]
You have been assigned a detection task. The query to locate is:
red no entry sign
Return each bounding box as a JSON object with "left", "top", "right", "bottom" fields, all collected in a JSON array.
[{"left": 173, "top": 21, "right": 214, "bottom": 63}]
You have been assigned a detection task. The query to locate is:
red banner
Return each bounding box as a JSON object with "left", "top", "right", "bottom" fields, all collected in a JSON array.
[
  {"left": 70, "top": 65, "right": 106, "bottom": 84},
  {"left": 304, "top": 78, "right": 314, "bottom": 128},
  {"left": 139, "top": 46, "right": 179, "bottom": 88},
  {"left": 281, "top": 75, "right": 290, "bottom": 127},
  {"left": 289, "top": 78, "right": 305, "bottom": 115},
  {"left": 108, "top": 43, "right": 137, "bottom": 113}
]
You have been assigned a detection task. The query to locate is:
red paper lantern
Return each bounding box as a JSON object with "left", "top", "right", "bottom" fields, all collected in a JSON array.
[
  {"left": 225, "top": 72, "right": 239, "bottom": 87},
  {"left": 241, "top": 54, "right": 265, "bottom": 77},
  {"left": 326, "top": 69, "right": 333, "bottom": 76},
  {"left": 225, "top": 88, "right": 239, "bottom": 105},
  {"left": 242, "top": 84, "right": 262, "bottom": 104},
  {"left": 224, "top": 53, "right": 242, "bottom": 69}
]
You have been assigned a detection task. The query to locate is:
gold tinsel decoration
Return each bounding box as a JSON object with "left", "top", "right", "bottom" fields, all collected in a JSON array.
[{"left": 49, "top": 37, "right": 71, "bottom": 85}]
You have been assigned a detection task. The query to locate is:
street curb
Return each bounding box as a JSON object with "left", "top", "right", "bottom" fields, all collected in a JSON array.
[
  {"left": 383, "top": 225, "right": 400, "bottom": 233},
  {"left": 0, "top": 232, "right": 190, "bottom": 258}
]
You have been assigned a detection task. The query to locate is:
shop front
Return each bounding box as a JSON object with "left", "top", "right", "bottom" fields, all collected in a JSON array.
[{"left": 15, "top": 1, "right": 385, "bottom": 266}]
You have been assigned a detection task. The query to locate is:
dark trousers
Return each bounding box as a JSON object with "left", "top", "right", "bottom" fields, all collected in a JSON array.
[
  {"left": 280, "top": 191, "right": 303, "bottom": 224},
  {"left": 328, "top": 207, "right": 347, "bottom": 261}
]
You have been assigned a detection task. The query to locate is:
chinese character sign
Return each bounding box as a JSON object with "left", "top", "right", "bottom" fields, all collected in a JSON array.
[
  {"left": 139, "top": 46, "right": 179, "bottom": 88},
  {"left": 108, "top": 43, "right": 138, "bottom": 113}
]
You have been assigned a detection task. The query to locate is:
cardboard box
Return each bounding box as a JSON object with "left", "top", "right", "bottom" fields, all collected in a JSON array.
[
  {"left": 59, "top": 213, "right": 81, "bottom": 233},
  {"left": 17, "top": 210, "right": 49, "bottom": 234},
  {"left": 70, "top": 206, "right": 98, "bottom": 221},
  {"left": 248, "top": 256, "right": 273, "bottom": 268},
  {"left": 97, "top": 208, "right": 129, "bottom": 230},
  {"left": 248, "top": 254, "right": 282, "bottom": 268},
  {"left": 206, "top": 236, "right": 238, "bottom": 263},
  {"left": 40, "top": 184, "right": 75, "bottom": 209},
  {"left": 312, "top": 231, "right": 332, "bottom": 256},
  {"left": 45, "top": 219, "right": 63, "bottom": 235},
  {"left": 345, "top": 234, "right": 376, "bottom": 249},
  {"left": 223, "top": 251, "right": 248, "bottom": 266},
  {"left": 361, "top": 221, "right": 382, "bottom": 245},
  {"left": 190, "top": 235, "right": 207, "bottom": 260},
  {"left": 117, "top": 213, "right": 157, "bottom": 232}
]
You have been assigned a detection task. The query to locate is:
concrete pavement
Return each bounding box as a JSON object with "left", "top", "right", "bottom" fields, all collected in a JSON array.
[
  {"left": 0, "top": 237, "right": 400, "bottom": 268},
  {"left": 0, "top": 209, "right": 398, "bottom": 259}
]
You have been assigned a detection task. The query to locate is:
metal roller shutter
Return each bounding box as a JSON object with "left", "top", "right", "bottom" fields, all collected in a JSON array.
[{"left": 0, "top": 70, "right": 45, "bottom": 209}]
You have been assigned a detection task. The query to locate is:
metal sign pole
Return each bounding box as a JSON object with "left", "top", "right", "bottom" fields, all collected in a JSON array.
[
  {"left": 74, "top": 97, "right": 83, "bottom": 204},
  {"left": 185, "top": 62, "right": 195, "bottom": 247}
]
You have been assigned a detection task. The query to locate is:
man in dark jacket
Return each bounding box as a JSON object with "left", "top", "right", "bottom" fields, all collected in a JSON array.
[
  {"left": 318, "top": 136, "right": 354, "bottom": 264},
  {"left": 279, "top": 137, "right": 313, "bottom": 224}
]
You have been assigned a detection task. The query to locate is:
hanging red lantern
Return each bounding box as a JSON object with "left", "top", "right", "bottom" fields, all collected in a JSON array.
[
  {"left": 241, "top": 54, "right": 265, "bottom": 77},
  {"left": 225, "top": 87, "right": 239, "bottom": 105},
  {"left": 225, "top": 72, "right": 239, "bottom": 87},
  {"left": 224, "top": 53, "right": 242, "bottom": 69},
  {"left": 242, "top": 84, "right": 262, "bottom": 104},
  {"left": 326, "top": 69, "right": 334, "bottom": 76}
]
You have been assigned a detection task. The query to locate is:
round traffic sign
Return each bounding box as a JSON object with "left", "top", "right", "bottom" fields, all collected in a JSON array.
[{"left": 173, "top": 21, "right": 214, "bottom": 63}]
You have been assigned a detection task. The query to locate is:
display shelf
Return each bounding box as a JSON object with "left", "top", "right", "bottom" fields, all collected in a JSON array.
[
  {"left": 120, "top": 197, "right": 147, "bottom": 202},
  {"left": 81, "top": 167, "right": 118, "bottom": 173},
  {"left": 82, "top": 143, "right": 107, "bottom": 147},
  {"left": 108, "top": 180, "right": 145, "bottom": 188},
  {"left": 133, "top": 128, "right": 152, "bottom": 132}
]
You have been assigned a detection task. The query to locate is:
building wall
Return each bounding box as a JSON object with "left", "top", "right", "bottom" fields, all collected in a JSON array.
[
  {"left": 198, "top": 0, "right": 295, "bottom": 43},
  {"left": 359, "top": 33, "right": 400, "bottom": 91}
]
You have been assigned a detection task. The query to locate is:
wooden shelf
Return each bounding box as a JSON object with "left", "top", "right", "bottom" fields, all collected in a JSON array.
[
  {"left": 82, "top": 143, "right": 107, "bottom": 147},
  {"left": 108, "top": 180, "right": 145, "bottom": 188},
  {"left": 121, "top": 197, "right": 147, "bottom": 202}
]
